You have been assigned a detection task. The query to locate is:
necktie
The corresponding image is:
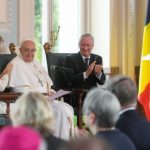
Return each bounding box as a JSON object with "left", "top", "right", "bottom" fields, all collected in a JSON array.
[{"left": 84, "top": 58, "right": 89, "bottom": 69}]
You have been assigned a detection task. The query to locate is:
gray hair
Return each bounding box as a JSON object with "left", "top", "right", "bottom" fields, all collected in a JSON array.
[
  {"left": 11, "top": 92, "right": 54, "bottom": 136},
  {"left": 79, "top": 33, "right": 94, "bottom": 45},
  {"left": 83, "top": 88, "right": 121, "bottom": 128},
  {"left": 105, "top": 75, "right": 137, "bottom": 106}
]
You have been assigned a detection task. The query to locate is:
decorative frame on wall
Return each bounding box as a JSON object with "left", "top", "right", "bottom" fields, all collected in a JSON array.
[{"left": 0, "top": 0, "right": 18, "bottom": 45}]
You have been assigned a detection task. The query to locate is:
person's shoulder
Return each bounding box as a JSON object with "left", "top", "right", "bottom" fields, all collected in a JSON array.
[
  {"left": 45, "top": 134, "right": 67, "bottom": 149},
  {"left": 10, "top": 55, "right": 21, "bottom": 64},
  {"left": 69, "top": 52, "right": 79, "bottom": 57},
  {"left": 66, "top": 52, "right": 79, "bottom": 60},
  {"left": 91, "top": 53, "right": 102, "bottom": 59}
]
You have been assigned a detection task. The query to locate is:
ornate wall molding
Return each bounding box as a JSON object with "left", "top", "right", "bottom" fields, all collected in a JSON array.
[
  {"left": 0, "top": 0, "right": 18, "bottom": 45},
  {"left": 0, "top": 0, "right": 12, "bottom": 32}
]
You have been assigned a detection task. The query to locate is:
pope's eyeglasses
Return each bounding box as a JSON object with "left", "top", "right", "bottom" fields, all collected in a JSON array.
[{"left": 21, "top": 47, "right": 36, "bottom": 53}]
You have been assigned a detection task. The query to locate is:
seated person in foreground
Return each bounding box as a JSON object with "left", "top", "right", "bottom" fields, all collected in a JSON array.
[
  {"left": 82, "top": 88, "right": 136, "bottom": 150},
  {"left": 1, "top": 40, "right": 74, "bottom": 140},
  {"left": 10, "top": 91, "right": 67, "bottom": 150},
  {"left": 106, "top": 75, "right": 150, "bottom": 150},
  {"left": 64, "top": 33, "right": 106, "bottom": 90},
  {"left": 65, "top": 137, "right": 112, "bottom": 150},
  {"left": 0, "top": 126, "right": 46, "bottom": 150}
]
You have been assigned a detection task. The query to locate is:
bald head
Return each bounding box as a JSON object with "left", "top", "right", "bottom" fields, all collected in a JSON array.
[{"left": 19, "top": 40, "right": 36, "bottom": 62}]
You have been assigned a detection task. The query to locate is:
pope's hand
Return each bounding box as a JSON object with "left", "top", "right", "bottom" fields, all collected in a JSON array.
[{"left": 48, "top": 89, "right": 56, "bottom": 96}]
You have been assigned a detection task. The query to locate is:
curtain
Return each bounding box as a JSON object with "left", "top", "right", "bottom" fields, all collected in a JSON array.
[{"left": 110, "top": 0, "right": 146, "bottom": 80}]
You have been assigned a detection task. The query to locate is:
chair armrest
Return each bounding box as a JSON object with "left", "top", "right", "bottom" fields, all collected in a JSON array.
[{"left": 0, "top": 93, "right": 21, "bottom": 115}]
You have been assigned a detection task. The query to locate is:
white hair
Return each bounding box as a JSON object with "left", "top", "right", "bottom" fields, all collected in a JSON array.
[
  {"left": 11, "top": 91, "right": 54, "bottom": 135},
  {"left": 83, "top": 88, "right": 121, "bottom": 128}
]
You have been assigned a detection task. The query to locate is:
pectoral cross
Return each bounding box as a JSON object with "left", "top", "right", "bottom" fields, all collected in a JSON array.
[{"left": 38, "top": 79, "right": 44, "bottom": 87}]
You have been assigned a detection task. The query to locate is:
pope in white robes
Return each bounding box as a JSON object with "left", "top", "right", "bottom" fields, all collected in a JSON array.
[{"left": 1, "top": 40, "right": 74, "bottom": 140}]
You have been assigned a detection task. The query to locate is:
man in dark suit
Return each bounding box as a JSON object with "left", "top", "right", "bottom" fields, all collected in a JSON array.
[
  {"left": 64, "top": 33, "right": 105, "bottom": 90},
  {"left": 106, "top": 75, "right": 150, "bottom": 150}
]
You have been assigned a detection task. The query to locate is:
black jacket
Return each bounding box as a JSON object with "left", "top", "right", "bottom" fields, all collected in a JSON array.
[{"left": 64, "top": 52, "right": 106, "bottom": 90}]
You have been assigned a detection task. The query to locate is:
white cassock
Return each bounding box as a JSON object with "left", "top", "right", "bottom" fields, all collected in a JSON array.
[{"left": 2, "top": 55, "right": 74, "bottom": 140}]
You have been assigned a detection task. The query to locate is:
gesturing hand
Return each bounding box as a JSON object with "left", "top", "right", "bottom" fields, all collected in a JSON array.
[
  {"left": 1, "top": 63, "right": 13, "bottom": 76},
  {"left": 94, "top": 64, "right": 103, "bottom": 75},
  {"left": 85, "top": 60, "right": 96, "bottom": 77},
  {"left": 48, "top": 89, "right": 56, "bottom": 96}
]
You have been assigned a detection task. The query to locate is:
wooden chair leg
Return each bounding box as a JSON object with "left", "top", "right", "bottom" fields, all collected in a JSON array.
[
  {"left": 77, "top": 92, "right": 84, "bottom": 129},
  {"left": 6, "top": 100, "right": 10, "bottom": 115}
]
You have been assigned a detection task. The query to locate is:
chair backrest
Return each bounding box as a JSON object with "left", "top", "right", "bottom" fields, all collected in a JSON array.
[
  {"left": 46, "top": 52, "right": 72, "bottom": 90},
  {"left": 0, "top": 54, "right": 16, "bottom": 74}
]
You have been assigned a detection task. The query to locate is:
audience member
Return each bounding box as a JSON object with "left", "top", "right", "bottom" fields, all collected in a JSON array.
[
  {"left": 0, "top": 126, "right": 46, "bottom": 150},
  {"left": 64, "top": 137, "right": 112, "bottom": 150},
  {"left": 82, "top": 88, "right": 136, "bottom": 150},
  {"left": 11, "top": 91, "right": 67, "bottom": 150},
  {"left": 0, "top": 35, "right": 10, "bottom": 54},
  {"left": 1, "top": 40, "right": 74, "bottom": 140},
  {"left": 106, "top": 75, "right": 150, "bottom": 150}
]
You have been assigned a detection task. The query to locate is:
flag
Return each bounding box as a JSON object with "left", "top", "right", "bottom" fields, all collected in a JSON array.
[{"left": 139, "top": 0, "right": 150, "bottom": 121}]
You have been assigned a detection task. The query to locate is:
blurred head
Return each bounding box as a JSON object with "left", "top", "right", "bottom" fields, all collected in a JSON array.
[
  {"left": 83, "top": 88, "right": 120, "bottom": 133},
  {"left": 0, "top": 126, "right": 46, "bottom": 150},
  {"left": 79, "top": 33, "right": 94, "bottom": 57},
  {"left": 19, "top": 40, "right": 36, "bottom": 62},
  {"left": 11, "top": 92, "right": 54, "bottom": 136},
  {"left": 105, "top": 75, "right": 137, "bottom": 107},
  {"left": 65, "top": 137, "right": 112, "bottom": 150}
]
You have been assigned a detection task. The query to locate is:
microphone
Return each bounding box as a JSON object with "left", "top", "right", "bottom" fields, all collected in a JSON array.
[
  {"left": 50, "top": 65, "right": 73, "bottom": 72},
  {"left": 50, "top": 65, "right": 59, "bottom": 70}
]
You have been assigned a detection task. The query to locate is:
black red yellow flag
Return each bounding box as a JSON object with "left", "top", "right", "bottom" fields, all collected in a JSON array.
[{"left": 139, "top": 0, "right": 150, "bottom": 121}]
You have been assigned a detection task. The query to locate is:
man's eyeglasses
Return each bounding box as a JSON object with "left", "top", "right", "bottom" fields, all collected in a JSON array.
[{"left": 21, "top": 47, "right": 36, "bottom": 53}]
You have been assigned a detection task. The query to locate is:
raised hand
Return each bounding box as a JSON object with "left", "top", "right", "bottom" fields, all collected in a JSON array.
[
  {"left": 85, "top": 60, "right": 96, "bottom": 77},
  {"left": 94, "top": 64, "right": 103, "bottom": 75},
  {"left": 47, "top": 88, "right": 56, "bottom": 96},
  {"left": 2, "top": 63, "right": 13, "bottom": 76}
]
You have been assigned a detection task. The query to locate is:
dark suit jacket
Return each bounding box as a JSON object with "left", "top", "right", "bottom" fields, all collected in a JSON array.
[
  {"left": 64, "top": 52, "right": 106, "bottom": 89},
  {"left": 116, "top": 110, "right": 150, "bottom": 150},
  {"left": 96, "top": 129, "right": 136, "bottom": 150},
  {"left": 45, "top": 134, "right": 67, "bottom": 150}
]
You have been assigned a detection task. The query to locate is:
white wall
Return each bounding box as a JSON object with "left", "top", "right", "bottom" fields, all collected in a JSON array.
[
  {"left": 0, "top": 0, "right": 35, "bottom": 50},
  {"left": 19, "top": 0, "right": 35, "bottom": 43},
  {"left": 91, "top": 0, "right": 110, "bottom": 69}
]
